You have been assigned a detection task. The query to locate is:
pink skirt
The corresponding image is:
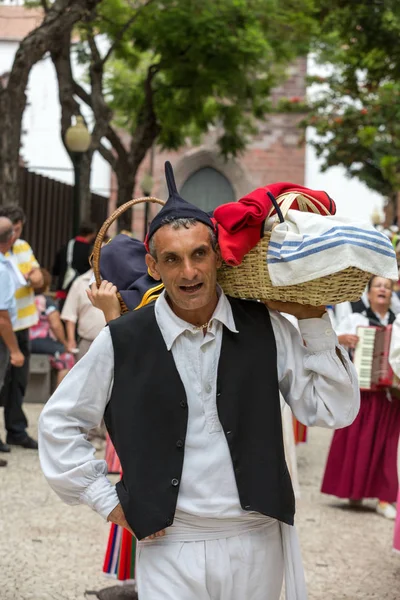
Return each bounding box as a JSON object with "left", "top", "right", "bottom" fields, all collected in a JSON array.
[{"left": 321, "top": 390, "right": 400, "bottom": 503}]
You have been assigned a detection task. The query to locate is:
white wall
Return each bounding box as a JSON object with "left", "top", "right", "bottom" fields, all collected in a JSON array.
[
  {"left": 305, "top": 56, "right": 384, "bottom": 224},
  {"left": 0, "top": 40, "right": 111, "bottom": 198},
  {"left": 305, "top": 142, "right": 384, "bottom": 223}
]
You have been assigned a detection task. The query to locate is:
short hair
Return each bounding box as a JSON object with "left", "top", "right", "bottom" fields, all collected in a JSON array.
[
  {"left": 34, "top": 268, "right": 52, "bottom": 295},
  {"left": 0, "top": 204, "right": 26, "bottom": 225},
  {"left": 0, "top": 221, "right": 13, "bottom": 243},
  {"left": 148, "top": 218, "right": 218, "bottom": 259},
  {"left": 78, "top": 222, "right": 96, "bottom": 236},
  {"left": 367, "top": 275, "right": 393, "bottom": 291}
]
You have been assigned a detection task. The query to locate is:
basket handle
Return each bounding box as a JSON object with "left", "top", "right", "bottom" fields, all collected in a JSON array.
[
  {"left": 267, "top": 192, "right": 331, "bottom": 221},
  {"left": 266, "top": 192, "right": 285, "bottom": 223},
  {"left": 91, "top": 196, "right": 165, "bottom": 312}
]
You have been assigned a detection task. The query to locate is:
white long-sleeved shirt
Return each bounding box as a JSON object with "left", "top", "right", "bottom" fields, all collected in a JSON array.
[{"left": 38, "top": 290, "right": 359, "bottom": 521}]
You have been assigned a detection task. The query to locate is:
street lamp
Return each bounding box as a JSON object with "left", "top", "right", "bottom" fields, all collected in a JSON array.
[
  {"left": 65, "top": 116, "right": 92, "bottom": 237},
  {"left": 141, "top": 173, "right": 154, "bottom": 239}
]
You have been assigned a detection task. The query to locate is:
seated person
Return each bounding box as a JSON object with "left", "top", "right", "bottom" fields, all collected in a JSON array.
[{"left": 30, "top": 269, "right": 75, "bottom": 387}]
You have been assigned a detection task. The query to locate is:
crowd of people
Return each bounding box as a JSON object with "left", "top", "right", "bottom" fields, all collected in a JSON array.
[
  {"left": 1, "top": 168, "right": 400, "bottom": 598},
  {"left": 0, "top": 204, "right": 105, "bottom": 467}
]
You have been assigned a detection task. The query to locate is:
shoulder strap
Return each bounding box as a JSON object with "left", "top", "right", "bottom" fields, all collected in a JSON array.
[{"left": 351, "top": 299, "right": 366, "bottom": 314}]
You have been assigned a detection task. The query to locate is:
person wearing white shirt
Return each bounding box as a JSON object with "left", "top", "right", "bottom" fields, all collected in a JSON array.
[
  {"left": 321, "top": 276, "right": 400, "bottom": 521},
  {"left": 61, "top": 268, "right": 106, "bottom": 360},
  {"left": 0, "top": 217, "right": 25, "bottom": 466},
  {"left": 39, "top": 163, "right": 359, "bottom": 600}
]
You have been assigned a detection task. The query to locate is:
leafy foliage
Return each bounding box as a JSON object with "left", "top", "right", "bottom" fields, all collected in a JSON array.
[
  {"left": 97, "top": 0, "right": 318, "bottom": 157},
  {"left": 304, "top": 0, "right": 400, "bottom": 200}
]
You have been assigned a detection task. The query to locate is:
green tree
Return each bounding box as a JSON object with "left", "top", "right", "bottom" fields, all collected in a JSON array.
[
  {"left": 54, "top": 0, "right": 318, "bottom": 228},
  {"left": 304, "top": 0, "right": 400, "bottom": 220}
]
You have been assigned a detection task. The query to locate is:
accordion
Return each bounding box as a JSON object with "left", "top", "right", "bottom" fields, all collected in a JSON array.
[{"left": 353, "top": 325, "right": 399, "bottom": 391}]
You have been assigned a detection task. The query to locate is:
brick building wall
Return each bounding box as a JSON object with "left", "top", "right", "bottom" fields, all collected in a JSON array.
[{"left": 109, "top": 57, "right": 308, "bottom": 239}]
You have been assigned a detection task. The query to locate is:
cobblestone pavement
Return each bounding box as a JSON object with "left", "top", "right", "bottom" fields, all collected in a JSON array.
[{"left": 0, "top": 404, "right": 399, "bottom": 600}]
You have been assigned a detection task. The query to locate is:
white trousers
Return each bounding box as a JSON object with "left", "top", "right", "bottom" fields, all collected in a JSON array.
[{"left": 136, "top": 521, "right": 284, "bottom": 600}]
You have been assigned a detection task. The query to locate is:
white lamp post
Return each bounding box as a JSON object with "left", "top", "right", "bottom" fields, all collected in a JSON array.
[{"left": 65, "top": 116, "right": 92, "bottom": 236}]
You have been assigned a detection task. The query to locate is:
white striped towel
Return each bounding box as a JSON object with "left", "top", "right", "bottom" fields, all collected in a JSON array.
[{"left": 267, "top": 210, "right": 398, "bottom": 287}]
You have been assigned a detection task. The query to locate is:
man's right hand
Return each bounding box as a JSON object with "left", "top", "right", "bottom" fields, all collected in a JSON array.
[
  {"left": 338, "top": 334, "right": 359, "bottom": 349},
  {"left": 10, "top": 350, "right": 25, "bottom": 367},
  {"left": 87, "top": 280, "right": 121, "bottom": 323}
]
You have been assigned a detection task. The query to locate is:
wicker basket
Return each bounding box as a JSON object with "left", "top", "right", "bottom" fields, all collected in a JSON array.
[
  {"left": 217, "top": 233, "right": 372, "bottom": 306},
  {"left": 218, "top": 192, "right": 373, "bottom": 305},
  {"left": 92, "top": 195, "right": 372, "bottom": 310}
]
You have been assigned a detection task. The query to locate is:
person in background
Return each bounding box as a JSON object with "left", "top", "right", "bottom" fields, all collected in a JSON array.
[
  {"left": 0, "top": 204, "right": 43, "bottom": 452},
  {"left": 52, "top": 222, "right": 97, "bottom": 311},
  {"left": 321, "top": 276, "right": 400, "bottom": 520},
  {"left": 61, "top": 266, "right": 107, "bottom": 443},
  {"left": 0, "top": 217, "right": 25, "bottom": 466},
  {"left": 388, "top": 315, "right": 400, "bottom": 553},
  {"left": 61, "top": 271, "right": 106, "bottom": 361},
  {"left": 30, "top": 269, "right": 75, "bottom": 388}
]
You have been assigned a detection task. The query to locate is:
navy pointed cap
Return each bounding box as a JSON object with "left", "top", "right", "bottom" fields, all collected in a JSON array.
[
  {"left": 100, "top": 234, "right": 163, "bottom": 310},
  {"left": 144, "top": 161, "right": 215, "bottom": 250}
]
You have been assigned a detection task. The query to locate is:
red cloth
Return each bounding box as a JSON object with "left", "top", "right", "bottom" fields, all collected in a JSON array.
[
  {"left": 214, "top": 182, "right": 335, "bottom": 266},
  {"left": 321, "top": 390, "right": 400, "bottom": 503}
]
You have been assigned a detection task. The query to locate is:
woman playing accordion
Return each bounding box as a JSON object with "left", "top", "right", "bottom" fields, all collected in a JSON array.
[{"left": 321, "top": 276, "right": 400, "bottom": 520}]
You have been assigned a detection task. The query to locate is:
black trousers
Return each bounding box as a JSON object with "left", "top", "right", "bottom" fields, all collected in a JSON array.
[{"left": 0, "top": 328, "right": 30, "bottom": 442}]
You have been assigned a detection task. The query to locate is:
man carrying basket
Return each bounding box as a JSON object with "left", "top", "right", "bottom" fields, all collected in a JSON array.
[{"left": 39, "top": 162, "right": 360, "bottom": 600}]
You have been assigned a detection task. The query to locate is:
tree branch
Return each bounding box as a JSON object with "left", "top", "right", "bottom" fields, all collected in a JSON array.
[
  {"left": 101, "top": 0, "right": 156, "bottom": 66},
  {"left": 40, "top": 0, "right": 49, "bottom": 14},
  {"left": 51, "top": 29, "right": 82, "bottom": 139},
  {"left": 128, "top": 63, "right": 160, "bottom": 165},
  {"left": 73, "top": 81, "right": 93, "bottom": 108},
  {"left": 98, "top": 142, "right": 117, "bottom": 170},
  {"left": 106, "top": 125, "right": 129, "bottom": 162}
]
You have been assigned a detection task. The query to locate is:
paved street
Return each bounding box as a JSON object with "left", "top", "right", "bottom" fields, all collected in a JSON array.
[{"left": 0, "top": 404, "right": 399, "bottom": 600}]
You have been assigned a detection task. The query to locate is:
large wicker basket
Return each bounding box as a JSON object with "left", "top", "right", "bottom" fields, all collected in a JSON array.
[
  {"left": 218, "top": 190, "right": 373, "bottom": 305},
  {"left": 217, "top": 234, "right": 372, "bottom": 306},
  {"left": 92, "top": 195, "right": 372, "bottom": 310}
]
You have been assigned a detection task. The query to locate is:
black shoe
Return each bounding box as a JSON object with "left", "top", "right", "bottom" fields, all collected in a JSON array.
[
  {"left": 0, "top": 458, "right": 7, "bottom": 467},
  {"left": 7, "top": 435, "right": 38, "bottom": 450},
  {"left": 0, "top": 439, "right": 10, "bottom": 453}
]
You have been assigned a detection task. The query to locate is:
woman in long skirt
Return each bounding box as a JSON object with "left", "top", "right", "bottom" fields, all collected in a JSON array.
[{"left": 321, "top": 277, "right": 400, "bottom": 519}]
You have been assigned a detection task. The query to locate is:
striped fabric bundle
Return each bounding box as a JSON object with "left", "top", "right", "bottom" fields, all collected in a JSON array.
[
  {"left": 267, "top": 211, "right": 398, "bottom": 287},
  {"left": 103, "top": 523, "right": 137, "bottom": 581}
]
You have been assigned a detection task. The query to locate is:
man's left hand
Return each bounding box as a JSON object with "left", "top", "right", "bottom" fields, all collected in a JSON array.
[{"left": 265, "top": 300, "right": 326, "bottom": 320}]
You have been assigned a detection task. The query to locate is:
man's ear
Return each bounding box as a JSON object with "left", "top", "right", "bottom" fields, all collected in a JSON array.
[{"left": 145, "top": 253, "right": 161, "bottom": 281}]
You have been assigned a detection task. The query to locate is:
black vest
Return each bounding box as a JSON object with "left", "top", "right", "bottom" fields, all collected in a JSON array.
[{"left": 106, "top": 297, "right": 295, "bottom": 540}]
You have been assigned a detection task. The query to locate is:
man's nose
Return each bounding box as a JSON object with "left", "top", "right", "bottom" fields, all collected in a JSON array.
[{"left": 181, "top": 258, "right": 197, "bottom": 280}]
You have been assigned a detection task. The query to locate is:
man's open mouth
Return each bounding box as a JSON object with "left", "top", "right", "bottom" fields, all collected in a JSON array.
[{"left": 179, "top": 283, "right": 203, "bottom": 293}]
